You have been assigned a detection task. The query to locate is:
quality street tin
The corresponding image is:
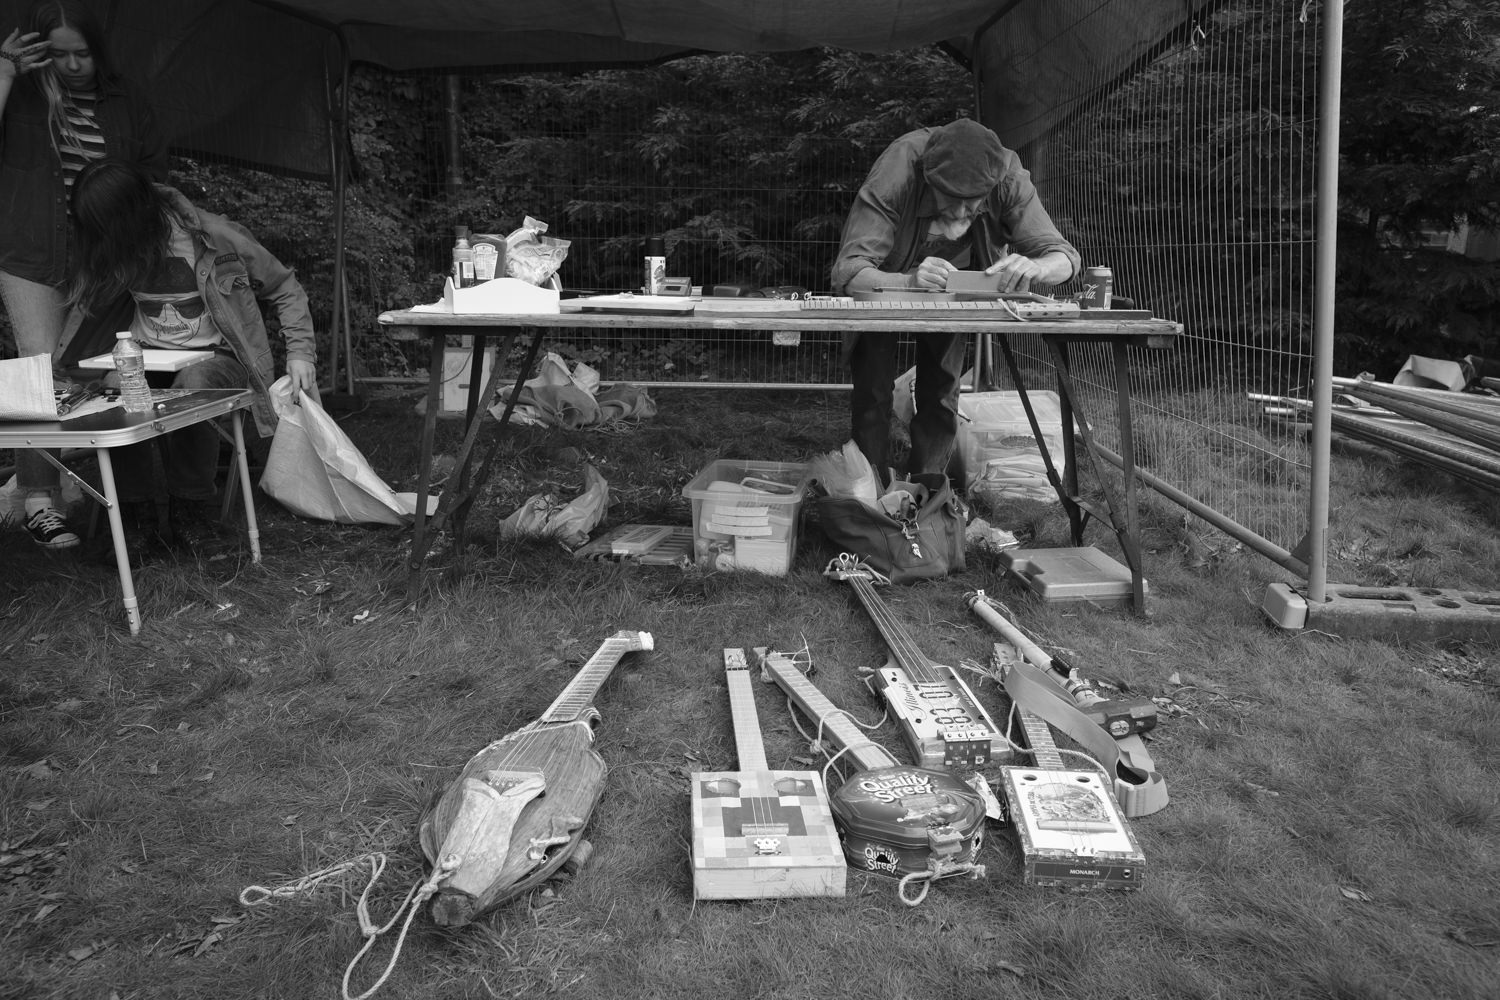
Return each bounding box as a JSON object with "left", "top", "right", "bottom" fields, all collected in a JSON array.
[{"left": 829, "top": 765, "right": 986, "bottom": 878}]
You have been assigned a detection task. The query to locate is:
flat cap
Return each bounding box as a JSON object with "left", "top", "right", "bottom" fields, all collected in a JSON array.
[{"left": 922, "top": 119, "right": 1005, "bottom": 198}]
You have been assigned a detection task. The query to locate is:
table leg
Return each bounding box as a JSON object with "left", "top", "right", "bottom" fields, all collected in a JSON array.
[
  {"left": 407, "top": 333, "right": 446, "bottom": 598},
  {"left": 231, "top": 410, "right": 261, "bottom": 564},
  {"left": 1053, "top": 341, "right": 1085, "bottom": 544},
  {"left": 1111, "top": 340, "right": 1146, "bottom": 613},
  {"left": 95, "top": 448, "right": 141, "bottom": 635}
]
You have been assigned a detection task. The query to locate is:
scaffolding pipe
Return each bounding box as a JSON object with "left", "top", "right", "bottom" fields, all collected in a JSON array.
[{"left": 1306, "top": 0, "right": 1343, "bottom": 603}]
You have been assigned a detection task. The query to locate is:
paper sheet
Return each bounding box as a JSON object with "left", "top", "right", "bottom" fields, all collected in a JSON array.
[{"left": 0, "top": 355, "right": 59, "bottom": 421}]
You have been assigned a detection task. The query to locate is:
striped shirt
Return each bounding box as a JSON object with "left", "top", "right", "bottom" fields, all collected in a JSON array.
[{"left": 59, "top": 90, "right": 105, "bottom": 191}]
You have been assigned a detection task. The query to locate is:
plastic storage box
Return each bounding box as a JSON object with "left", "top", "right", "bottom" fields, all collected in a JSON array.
[
  {"left": 957, "top": 390, "right": 1066, "bottom": 503},
  {"left": 682, "top": 459, "right": 811, "bottom": 574}
]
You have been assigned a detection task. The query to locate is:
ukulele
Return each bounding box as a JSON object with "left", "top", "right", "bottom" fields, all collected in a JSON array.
[
  {"left": 759, "top": 650, "right": 986, "bottom": 892},
  {"left": 825, "top": 553, "right": 1002, "bottom": 768},
  {"left": 690, "top": 648, "right": 845, "bottom": 900},
  {"left": 418, "top": 630, "right": 653, "bottom": 926}
]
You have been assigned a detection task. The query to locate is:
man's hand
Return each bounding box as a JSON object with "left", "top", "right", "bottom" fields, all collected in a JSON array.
[
  {"left": 985, "top": 252, "right": 1074, "bottom": 293},
  {"left": 285, "top": 359, "right": 317, "bottom": 401},
  {"left": 913, "top": 256, "right": 958, "bottom": 291}
]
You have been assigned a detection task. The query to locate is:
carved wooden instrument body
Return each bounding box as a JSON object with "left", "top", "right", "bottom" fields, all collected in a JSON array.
[
  {"left": 759, "top": 651, "right": 986, "bottom": 883},
  {"left": 825, "top": 554, "right": 1002, "bottom": 768},
  {"left": 691, "top": 649, "right": 845, "bottom": 899},
  {"left": 419, "top": 630, "right": 653, "bottom": 926}
]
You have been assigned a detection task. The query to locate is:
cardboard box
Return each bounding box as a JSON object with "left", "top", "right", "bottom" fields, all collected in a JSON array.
[
  {"left": 682, "top": 460, "right": 810, "bottom": 575},
  {"left": 441, "top": 276, "right": 559, "bottom": 314}
]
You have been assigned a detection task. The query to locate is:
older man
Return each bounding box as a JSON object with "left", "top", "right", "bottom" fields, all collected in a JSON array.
[{"left": 831, "top": 118, "right": 1080, "bottom": 492}]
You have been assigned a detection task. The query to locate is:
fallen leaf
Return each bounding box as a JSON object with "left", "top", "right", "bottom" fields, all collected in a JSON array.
[
  {"left": 118, "top": 861, "right": 139, "bottom": 874},
  {"left": 1244, "top": 782, "right": 1279, "bottom": 797},
  {"left": 146, "top": 761, "right": 160, "bottom": 775},
  {"left": 53, "top": 698, "right": 86, "bottom": 713},
  {"left": 1447, "top": 927, "right": 1499, "bottom": 948},
  {"left": 22, "top": 760, "right": 55, "bottom": 780},
  {"left": 353, "top": 609, "right": 371, "bottom": 622},
  {"left": 25, "top": 799, "right": 54, "bottom": 811},
  {"left": 194, "top": 771, "right": 215, "bottom": 783},
  {"left": 67, "top": 944, "right": 96, "bottom": 962},
  {"left": 1339, "top": 885, "right": 1372, "bottom": 902},
  {"left": 281, "top": 815, "right": 299, "bottom": 826},
  {"left": 192, "top": 931, "right": 222, "bottom": 957},
  {"left": 210, "top": 915, "right": 242, "bottom": 926},
  {"left": 1167, "top": 672, "right": 1181, "bottom": 686},
  {"left": 992, "top": 960, "right": 1027, "bottom": 977},
  {"left": 177, "top": 722, "right": 190, "bottom": 733},
  {"left": 28, "top": 633, "right": 50, "bottom": 644},
  {"left": 33, "top": 903, "right": 60, "bottom": 922}
]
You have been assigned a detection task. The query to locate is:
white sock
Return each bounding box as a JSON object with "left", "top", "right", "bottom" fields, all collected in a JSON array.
[{"left": 24, "top": 492, "right": 55, "bottom": 517}]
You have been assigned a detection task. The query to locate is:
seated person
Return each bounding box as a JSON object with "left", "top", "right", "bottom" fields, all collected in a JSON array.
[
  {"left": 68, "top": 157, "right": 317, "bottom": 552},
  {"left": 830, "top": 118, "right": 1080, "bottom": 493}
]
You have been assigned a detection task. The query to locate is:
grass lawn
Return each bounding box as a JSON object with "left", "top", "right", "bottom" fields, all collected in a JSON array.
[{"left": 2, "top": 386, "right": 1498, "bottom": 1000}]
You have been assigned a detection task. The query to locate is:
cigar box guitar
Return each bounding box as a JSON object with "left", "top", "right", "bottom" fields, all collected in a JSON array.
[
  {"left": 991, "top": 644, "right": 1145, "bottom": 891},
  {"left": 690, "top": 649, "right": 845, "bottom": 900},
  {"left": 825, "top": 554, "right": 1003, "bottom": 768},
  {"left": 759, "top": 650, "right": 986, "bottom": 897},
  {"left": 418, "top": 630, "right": 653, "bottom": 926}
]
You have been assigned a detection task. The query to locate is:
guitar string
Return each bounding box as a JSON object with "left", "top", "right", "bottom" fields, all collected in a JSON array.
[{"left": 727, "top": 664, "right": 777, "bottom": 844}]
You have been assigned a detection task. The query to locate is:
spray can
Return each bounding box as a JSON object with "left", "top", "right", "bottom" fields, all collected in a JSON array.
[
  {"left": 452, "top": 226, "right": 475, "bottom": 289},
  {"left": 1080, "top": 265, "right": 1113, "bottom": 309},
  {"left": 643, "top": 237, "right": 666, "bottom": 295}
]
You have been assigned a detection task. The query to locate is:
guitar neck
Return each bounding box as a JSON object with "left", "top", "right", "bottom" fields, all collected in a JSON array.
[
  {"left": 540, "top": 631, "right": 653, "bottom": 724},
  {"left": 844, "top": 574, "right": 939, "bottom": 681},
  {"left": 1015, "top": 704, "right": 1065, "bottom": 770},
  {"left": 761, "top": 652, "right": 900, "bottom": 772},
  {"left": 724, "top": 649, "right": 769, "bottom": 771}
]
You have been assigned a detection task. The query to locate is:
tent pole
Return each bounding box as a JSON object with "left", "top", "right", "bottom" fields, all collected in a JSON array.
[
  {"left": 1306, "top": 0, "right": 1342, "bottom": 604},
  {"left": 327, "top": 31, "right": 354, "bottom": 398}
]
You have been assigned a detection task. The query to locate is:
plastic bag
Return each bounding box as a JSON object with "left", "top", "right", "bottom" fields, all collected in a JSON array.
[
  {"left": 505, "top": 216, "right": 571, "bottom": 287},
  {"left": 260, "top": 376, "right": 416, "bottom": 525},
  {"left": 807, "top": 439, "right": 881, "bottom": 510},
  {"left": 498, "top": 463, "right": 608, "bottom": 548}
]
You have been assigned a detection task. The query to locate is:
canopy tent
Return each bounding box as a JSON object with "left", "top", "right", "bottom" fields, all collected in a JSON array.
[{"left": 0, "top": 0, "right": 1214, "bottom": 177}]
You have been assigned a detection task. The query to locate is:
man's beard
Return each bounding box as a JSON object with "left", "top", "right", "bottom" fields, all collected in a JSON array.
[{"left": 930, "top": 214, "right": 975, "bottom": 241}]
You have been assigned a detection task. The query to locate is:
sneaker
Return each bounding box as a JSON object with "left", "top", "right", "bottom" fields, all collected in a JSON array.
[
  {"left": 23, "top": 506, "right": 81, "bottom": 550},
  {"left": 167, "top": 496, "right": 228, "bottom": 553}
]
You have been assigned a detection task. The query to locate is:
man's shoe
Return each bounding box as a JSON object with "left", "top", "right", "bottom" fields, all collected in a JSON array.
[
  {"left": 167, "top": 497, "right": 228, "bottom": 553},
  {"left": 23, "top": 506, "right": 81, "bottom": 550}
]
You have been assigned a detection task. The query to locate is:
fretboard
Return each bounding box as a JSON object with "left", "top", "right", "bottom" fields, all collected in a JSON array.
[
  {"left": 762, "top": 652, "right": 900, "bottom": 772},
  {"left": 540, "top": 631, "right": 653, "bottom": 724},
  {"left": 1016, "top": 706, "right": 1065, "bottom": 771},
  {"left": 724, "top": 649, "right": 769, "bottom": 771},
  {"left": 844, "top": 574, "right": 939, "bottom": 683}
]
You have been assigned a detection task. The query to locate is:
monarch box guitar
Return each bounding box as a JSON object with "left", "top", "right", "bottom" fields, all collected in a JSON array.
[
  {"left": 990, "top": 645, "right": 1145, "bottom": 890},
  {"left": 418, "top": 630, "right": 653, "bottom": 926},
  {"left": 690, "top": 649, "right": 845, "bottom": 900},
  {"left": 826, "top": 554, "right": 1003, "bottom": 768}
]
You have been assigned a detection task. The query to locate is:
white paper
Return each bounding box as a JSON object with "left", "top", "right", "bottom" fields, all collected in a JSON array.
[{"left": 0, "top": 355, "right": 58, "bottom": 421}]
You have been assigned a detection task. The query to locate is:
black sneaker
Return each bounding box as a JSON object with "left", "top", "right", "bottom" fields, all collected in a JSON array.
[
  {"left": 23, "top": 506, "right": 81, "bottom": 549},
  {"left": 167, "top": 497, "right": 228, "bottom": 553}
]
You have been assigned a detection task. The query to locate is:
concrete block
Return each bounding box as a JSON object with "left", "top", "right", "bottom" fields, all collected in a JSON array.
[{"left": 1263, "top": 582, "right": 1500, "bottom": 644}]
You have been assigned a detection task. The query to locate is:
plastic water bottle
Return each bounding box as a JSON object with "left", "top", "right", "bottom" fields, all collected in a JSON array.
[{"left": 112, "top": 331, "right": 153, "bottom": 413}]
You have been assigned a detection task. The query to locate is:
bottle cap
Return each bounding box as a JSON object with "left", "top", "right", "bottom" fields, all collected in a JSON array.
[
  {"left": 115, "top": 330, "right": 132, "bottom": 340},
  {"left": 455, "top": 225, "right": 470, "bottom": 238},
  {"left": 644, "top": 237, "right": 665, "bottom": 256}
]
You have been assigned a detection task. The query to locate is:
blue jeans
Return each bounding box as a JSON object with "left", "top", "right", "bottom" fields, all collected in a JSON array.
[
  {"left": 113, "top": 354, "right": 248, "bottom": 503},
  {"left": 848, "top": 331, "right": 967, "bottom": 485}
]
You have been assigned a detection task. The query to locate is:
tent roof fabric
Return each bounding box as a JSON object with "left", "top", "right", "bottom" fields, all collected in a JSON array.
[{"left": 0, "top": 1, "right": 1205, "bottom": 178}]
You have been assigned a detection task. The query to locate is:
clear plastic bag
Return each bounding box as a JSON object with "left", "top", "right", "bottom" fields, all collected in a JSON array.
[
  {"left": 505, "top": 216, "right": 571, "bottom": 286},
  {"left": 808, "top": 439, "right": 881, "bottom": 509}
]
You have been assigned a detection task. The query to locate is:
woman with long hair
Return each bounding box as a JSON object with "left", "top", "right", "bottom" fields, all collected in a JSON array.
[
  {"left": 1, "top": 0, "right": 167, "bottom": 548},
  {"left": 69, "top": 157, "right": 316, "bottom": 554}
]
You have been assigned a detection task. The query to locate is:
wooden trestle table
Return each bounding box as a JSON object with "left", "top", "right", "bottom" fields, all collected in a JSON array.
[{"left": 377, "top": 303, "right": 1179, "bottom": 613}]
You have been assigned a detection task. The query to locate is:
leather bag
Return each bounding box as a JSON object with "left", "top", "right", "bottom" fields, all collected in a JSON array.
[{"left": 814, "top": 480, "right": 966, "bottom": 583}]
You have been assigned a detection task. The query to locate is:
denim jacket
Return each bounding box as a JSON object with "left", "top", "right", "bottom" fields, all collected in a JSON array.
[
  {"left": 0, "top": 76, "right": 168, "bottom": 285},
  {"left": 159, "top": 187, "right": 315, "bottom": 435}
]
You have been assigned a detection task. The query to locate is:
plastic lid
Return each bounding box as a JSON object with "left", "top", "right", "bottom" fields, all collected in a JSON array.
[
  {"left": 455, "top": 225, "right": 470, "bottom": 237},
  {"left": 115, "top": 330, "right": 132, "bottom": 339},
  {"left": 644, "top": 237, "right": 665, "bottom": 256}
]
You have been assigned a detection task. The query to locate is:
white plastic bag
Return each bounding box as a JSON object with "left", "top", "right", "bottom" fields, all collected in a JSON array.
[
  {"left": 808, "top": 439, "right": 881, "bottom": 510},
  {"left": 260, "top": 376, "right": 416, "bottom": 525},
  {"left": 498, "top": 463, "right": 608, "bottom": 548}
]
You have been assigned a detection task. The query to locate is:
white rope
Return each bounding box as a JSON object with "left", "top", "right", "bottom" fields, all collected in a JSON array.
[{"left": 239, "top": 852, "right": 457, "bottom": 1000}]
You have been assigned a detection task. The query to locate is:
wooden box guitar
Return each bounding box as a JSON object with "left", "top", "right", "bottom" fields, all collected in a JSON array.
[
  {"left": 826, "top": 554, "right": 1003, "bottom": 768},
  {"left": 690, "top": 648, "right": 845, "bottom": 900},
  {"left": 418, "top": 630, "right": 653, "bottom": 926}
]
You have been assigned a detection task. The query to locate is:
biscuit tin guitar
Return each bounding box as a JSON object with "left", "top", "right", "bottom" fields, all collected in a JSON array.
[{"left": 418, "top": 630, "right": 653, "bottom": 926}]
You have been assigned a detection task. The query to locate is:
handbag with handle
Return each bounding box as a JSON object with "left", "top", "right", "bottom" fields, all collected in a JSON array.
[{"left": 813, "top": 479, "right": 966, "bottom": 583}]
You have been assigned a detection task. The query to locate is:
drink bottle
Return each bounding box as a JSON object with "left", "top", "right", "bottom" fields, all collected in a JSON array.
[
  {"left": 112, "top": 331, "right": 153, "bottom": 413},
  {"left": 452, "top": 226, "right": 475, "bottom": 289}
]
